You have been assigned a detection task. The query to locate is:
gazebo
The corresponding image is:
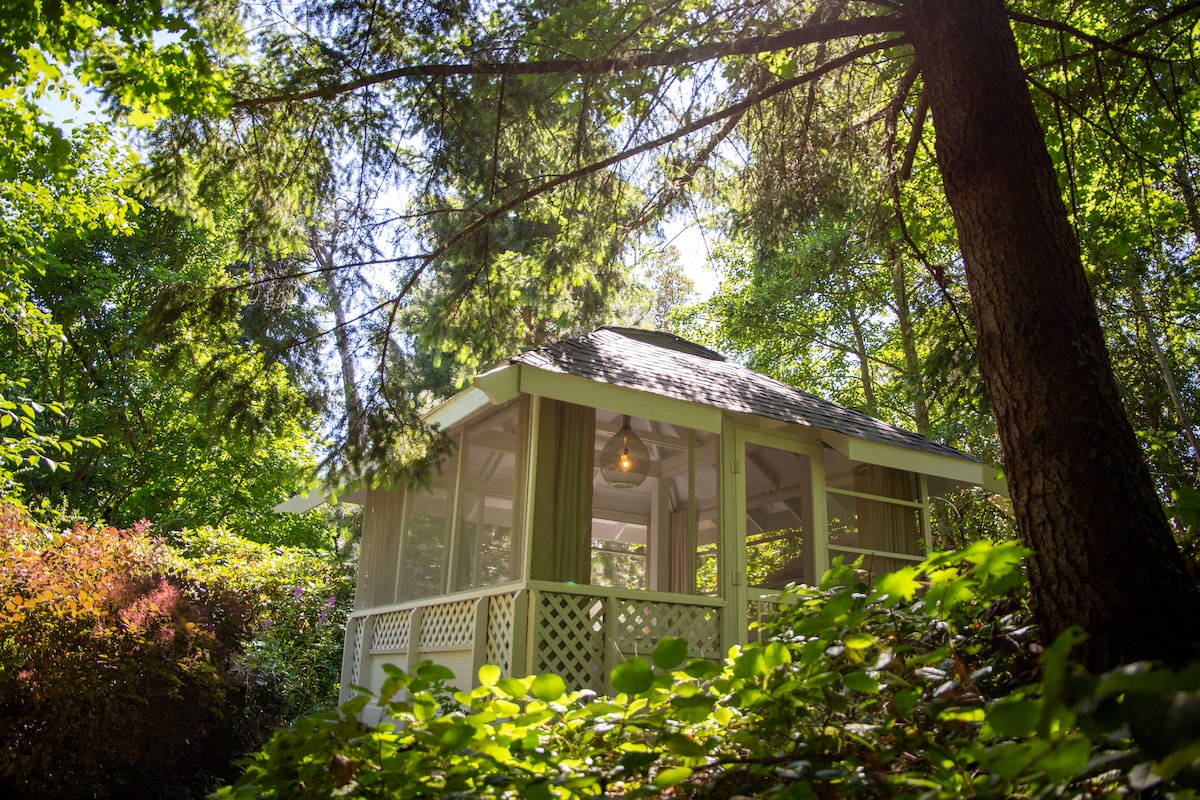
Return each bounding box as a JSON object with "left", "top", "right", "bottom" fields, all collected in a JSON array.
[{"left": 337, "top": 327, "right": 1003, "bottom": 711}]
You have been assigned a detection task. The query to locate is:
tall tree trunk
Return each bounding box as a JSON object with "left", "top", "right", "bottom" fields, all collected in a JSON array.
[
  {"left": 308, "top": 224, "right": 367, "bottom": 452},
  {"left": 846, "top": 300, "right": 877, "bottom": 414},
  {"left": 890, "top": 248, "right": 929, "bottom": 435},
  {"left": 905, "top": 0, "right": 1200, "bottom": 670}
]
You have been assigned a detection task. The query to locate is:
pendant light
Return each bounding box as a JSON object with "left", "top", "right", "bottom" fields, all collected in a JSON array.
[{"left": 599, "top": 415, "right": 650, "bottom": 488}]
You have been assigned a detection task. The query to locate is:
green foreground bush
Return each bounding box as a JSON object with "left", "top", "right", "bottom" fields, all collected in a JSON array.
[
  {"left": 0, "top": 504, "right": 355, "bottom": 799},
  {"left": 220, "top": 542, "right": 1200, "bottom": 798}
]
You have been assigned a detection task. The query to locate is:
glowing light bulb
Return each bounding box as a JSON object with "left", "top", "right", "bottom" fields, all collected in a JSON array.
[{"left": 600, "top": 415, "right": 649, "bottom": 488}]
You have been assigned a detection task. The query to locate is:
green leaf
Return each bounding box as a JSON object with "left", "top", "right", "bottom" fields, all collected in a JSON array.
[
  {"left": 842, "top": 670, "right": 879, "bottom": 694},
  {"left": 652, "top": 637, "right": 689, "bottom": 670},
  {"left": 986, "top": 698, "right": 1040, "bottom": 738},
  {"left": 939, "top": 707, "right": 985, "bottom": 723},
  {"left": 652, "top": 766, "right": 693, "bottom": 788},
  {"left": 617, "top": 751, "right": 659, "bottom": 773},
  {"left": 843, "top": 633, "right": 875, "bottom": 651},
  {"left": 416, "top": 662, "right": 457, "bottom": 684},
  {"left": 440, "top": 722, "right": 477, "bottom": 749},
  {"left": 1031, "top": 734, "right": 1091, "bottom": 781},
  {"left": 659, "top": 731, "right": 708, "bottom": 758},
  {"left": 478, "top": 664, "right": 501, "bottom": 686},
  {"left": 498, "top": 677, "right": 529, "bottom": 698},
  {"left": 875, "top": 566, "right": 922, "bottom": 602},
  {"left": 531, "top": 673, "right": 566, "bottom": 703},
  {"left": 611, "top": 658, "right": 654, "bottom": 695}
]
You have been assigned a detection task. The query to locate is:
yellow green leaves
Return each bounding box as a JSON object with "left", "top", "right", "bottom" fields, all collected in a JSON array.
[
  {"left": 531, "top": 673, "right": 567, "bottom": 702},
  {"left": 610, "top": 657, "right": 654, "bottom": 695}
]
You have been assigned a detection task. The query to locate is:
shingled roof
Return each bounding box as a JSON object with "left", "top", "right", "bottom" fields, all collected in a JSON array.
[{"left": 510, "top": 326, "right": 977, "bottom": 463}]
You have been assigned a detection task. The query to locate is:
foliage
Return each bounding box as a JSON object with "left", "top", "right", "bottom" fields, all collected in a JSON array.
[
  {"left": 1012, "top": 3, "right": 1200, "bottom": 496},
  {"left": 0, "top": 503, "right": 256, "bottom": 799},
  {"left": 0, "top": 502, "right": 359, "bottom": 798},
  {"left": 4, "top": 203, "right": 328, "bottom": 542},
  {"left": 176, "top": 526, "right": 357, "bottom": 723},
  {"left": 0, "top": 120, "right": 135, "bottom": 502},
  {"left": 218, "top": 541, "right": 1200, "bottom": 798}
]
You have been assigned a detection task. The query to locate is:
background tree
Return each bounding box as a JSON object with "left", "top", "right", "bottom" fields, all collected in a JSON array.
[
  {"left": 28, "top": 0, "right": 1200, "bottom": 669},
  {"left": 3, "top": 204, "right": 329, "bottom": 543}
]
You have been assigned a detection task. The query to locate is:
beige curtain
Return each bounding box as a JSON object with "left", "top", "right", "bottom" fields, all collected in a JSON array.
[
  {"left": 668, "top": 509, "right": 694, "bottom": 594},
  {"left": 530, "top": 399, "right": 595, "bottom": 583}
]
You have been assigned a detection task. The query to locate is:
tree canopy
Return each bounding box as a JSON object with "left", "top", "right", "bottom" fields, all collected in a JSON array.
[{"left": 6, "top": 0, "right": 1200, "bottom": 669}]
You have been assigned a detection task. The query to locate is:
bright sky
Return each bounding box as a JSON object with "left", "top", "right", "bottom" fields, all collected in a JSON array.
[{"left": 664, "top": 222, "right": 721, "bottom": 301}]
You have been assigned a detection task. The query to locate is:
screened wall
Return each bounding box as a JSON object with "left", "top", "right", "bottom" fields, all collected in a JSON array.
[
  {"left": 589, "top": 410, "right": 719, "bottom": 596},
  {"left": 394, "top": 398, "right": 528, "bottom": 602},
  {"left": 823, "top": 446, "right": 927, "bottom": 575}
]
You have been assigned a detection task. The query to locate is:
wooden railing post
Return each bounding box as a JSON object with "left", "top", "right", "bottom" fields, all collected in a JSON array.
[
  {"left": 603, "top": 595, "right": 618, "bottom": 693},
  {"left": 338, "top": 616, "right": 361, "bottom": 704},
  {"left": 510, "top": 590, "right": 529, "bottom": 679},
  {"left": 470, "top": 595, "right": 489, "bottom": 681},
  {"left": 405, "top": 607, "right": 424, "bottom": 673}
]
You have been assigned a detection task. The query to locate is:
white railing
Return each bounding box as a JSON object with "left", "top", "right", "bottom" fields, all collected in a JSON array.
[
  {"left": 341, "top": 581, "right": 725, "bottom": 701},
  {"left": 524, "top": 581, "right": 723, "bottom": 691}
]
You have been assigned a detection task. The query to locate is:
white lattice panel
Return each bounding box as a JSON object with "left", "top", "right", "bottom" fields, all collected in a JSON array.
[
  {"left": 419, "top": 600, "right": 476, "bottom": 649},
  {"left": 613, "top": 600, "right": 723, "bottom": 660},
  {"left": 534, "top": 593, "right": 603, "bottom": 690},
  {"left": 351, "top": 618, "right": 364, "bottom": 683},
  {"left": 371, "top": 609, "right": 412, "bottom": 651},
  {"left": 485, "top": 593, "right": 516, "bottom": 676}
]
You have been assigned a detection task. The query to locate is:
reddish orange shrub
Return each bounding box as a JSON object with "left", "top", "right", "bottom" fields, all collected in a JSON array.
[{"left": 0, "top": 504, "right": 255, "bottom": 799}]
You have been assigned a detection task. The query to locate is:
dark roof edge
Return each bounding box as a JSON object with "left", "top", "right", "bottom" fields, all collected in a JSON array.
[{"left": 598, "top": 326, "right": 726, "bottom": 361}]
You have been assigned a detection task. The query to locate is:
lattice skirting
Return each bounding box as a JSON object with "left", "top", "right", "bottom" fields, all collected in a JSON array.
[
  {"left": 351, "top": 618, "right": 365, "bottom": 684},
  {"left": 747, "top": 599, "right": 785, "bottom": 642},
  {"left": 485, "top": 593, "right": 516, "bottom": 676},
  {"left": 419, "top": 599, "right": 476, "bottom": 649},
  {"left": 612, "top": 600, "right": 723, "bottom": 660},
  {"left": 533, "top": 593, "right": 604, "bottom": 690},
  {"left": 371, "top": 609, "right": 413, "bottom": 651}
]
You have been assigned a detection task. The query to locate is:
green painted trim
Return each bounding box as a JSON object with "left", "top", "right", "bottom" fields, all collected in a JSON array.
[
  {"left": 473, "top": 363, "right": 522, "bottom": 404},
  {"left": 983, "top": 470, "right": 1010, "bottom": 497},
  {"left": 827, "top": 545, "right": 926, "bottom": 562},
  {"left": 919, "top": 474, "right": 933, "bottom": 554},
  {"left": 517, "top": 366, "right": 723, "bottom": 432},
  {"left": 721, "top": 417, "right": 744, "bottom": 647},
  {"left": 826, "top": 486, "right": 926, "bottom": 509},
  {"left": 825, "top": 433, "right": 988, "bottom": 485},
  {"left": 426, "top": 386, "right": 495, "bottom": 430},
  {"left": 811, "top": 449, "right": 829, "bottom": 577}
]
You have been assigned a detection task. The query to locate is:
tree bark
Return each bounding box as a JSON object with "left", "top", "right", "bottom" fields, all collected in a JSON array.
[
  {"left": 308, "top": 223, "right": 367, "bottom": 452},
  {"left": 904, "top": 0, "right": 1200, "bottom": 670},
  {"left": 890, "top": 247, "right": 929, "bottom": 436}
]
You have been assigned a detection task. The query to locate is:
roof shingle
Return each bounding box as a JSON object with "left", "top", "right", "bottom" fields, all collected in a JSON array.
[{"left": 510, "top": 326, "right": 976, "bottom": 463}]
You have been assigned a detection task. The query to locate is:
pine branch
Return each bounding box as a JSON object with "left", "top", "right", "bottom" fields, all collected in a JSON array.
[{"left": 232, "top": 15, "right": 903, "bottom": 109}]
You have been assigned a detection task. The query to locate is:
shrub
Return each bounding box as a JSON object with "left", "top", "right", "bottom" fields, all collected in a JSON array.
[
  {"left": 218, "top": 542, "right": 1200, "bottom": 798},
  {"left": 175, "top": 527, "right": 356, "bottom": 724},
  {"left": 0, "top": 504, "right": 257, "bottom": 799}
]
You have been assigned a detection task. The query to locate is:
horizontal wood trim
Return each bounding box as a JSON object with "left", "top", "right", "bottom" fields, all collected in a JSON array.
[
  {"left": 348, "top": 582, "right": 524, "bottom": 620},
  {"left": 518, "top": 366, "right": 723, "bottom": 433},
  {"left": 823, "top": 432, "right": 988, "bottom": 486},
  {"left": 827, "top": 545, "right": 927, "bottom": 561},
  {"left": 425, "top": 386, "right": 495, "bottom": 430},
  {"left": 524, "top": 579, "right": 724, "bottom": 606},
  {"left": 825, "top": 486, "right": 926, "bottom": 509}
]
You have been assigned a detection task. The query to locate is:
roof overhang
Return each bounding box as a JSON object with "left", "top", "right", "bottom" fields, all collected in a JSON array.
[
  {"left": 516, "top": 363, "right": 724, "bottom": 433},
  {"left": 424, "top": 362, "right": 523, "bottom": 430},
  {"left": 822, "top": 431, "right": 1007, "bottom": 496},
  {"left": 272, "top": 487, "right": 366, "bottom": 513}
]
